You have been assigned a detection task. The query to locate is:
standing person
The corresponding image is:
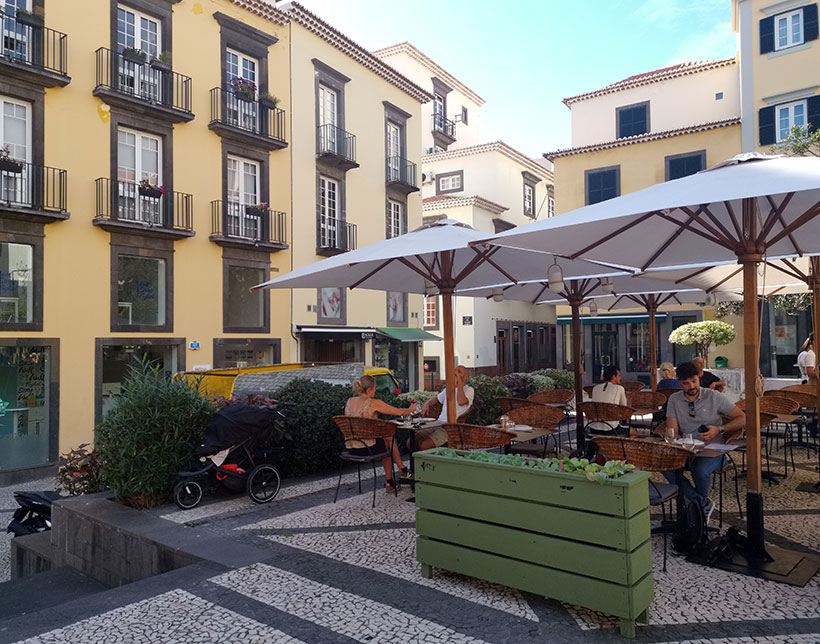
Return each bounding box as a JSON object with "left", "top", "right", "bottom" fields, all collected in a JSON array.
[
  {"left": 656, "top": 362, "right": 682, "bottom": 390},
  {"left": 798, "top": 335, "right": 816, "bottom": 385},
  {"left": 663, "top": 361, "right": 745, "bottom": 522},
  {"left": 589, "top": 365, "right": 630, "bottom": 436},
  {"left": 693, "top": 357, "right": 726, "bottom": 392},
  {"left": 416, "top": 365, "right": 475, "bottom": 450},
  {"left": 345, "top": 376, "right": 416, "bottom": 490}
]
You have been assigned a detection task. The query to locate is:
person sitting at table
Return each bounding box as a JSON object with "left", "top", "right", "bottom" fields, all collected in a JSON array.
[
  {"left": 693, "top": 357, "right": 726, "bottom": 392},
  {"left": 589, "top": 365, "right": 631, "bottom": 436},
  {"left": 415, "top": 365, "right": 475, "bottom": 450},
  {"left": 798, "top": 334, "right": 817, "bottom": 385},
  {"left": 662, "top": 361, "right": 745, "bottom": 523},
  {"left": 656, "top": 362, "right": 682, "bottom": 390},
  {"left": 345, "top": 375, "right": 416, "bottom": 490}
]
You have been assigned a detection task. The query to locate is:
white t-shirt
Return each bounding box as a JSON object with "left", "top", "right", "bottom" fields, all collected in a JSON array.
[
  {"left": 590, "top": 382, "right": 628, "bottom": 431},
  {"left": 436, "top": 385, "right": 475, "bottom": 422},
  {"left": 798, "top": 349, "right": 815, "bottom": 379}
]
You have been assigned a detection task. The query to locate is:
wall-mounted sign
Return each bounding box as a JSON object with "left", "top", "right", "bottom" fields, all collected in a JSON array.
[
  {"left": 189, "top": 341, "right": 200, "bottom": 350},
  {"left": 361, "top": 332, "right": 375, "bottom": 340},
  {"left": 462, "top": 316, "right": 473, "bottom": 326}
]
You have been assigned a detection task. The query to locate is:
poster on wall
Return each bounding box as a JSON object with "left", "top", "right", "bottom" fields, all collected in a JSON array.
[{"left": 17, "top": 352, "right": 46, "bottom": 408}]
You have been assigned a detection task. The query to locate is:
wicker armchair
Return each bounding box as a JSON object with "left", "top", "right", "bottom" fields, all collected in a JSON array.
[
  {"left": 504, "top": 405, "right": 566, "bottom": 457},
  {"left": 620, "top": 380, "right": 646, "bottom": 393},
  {"left": 425, "top": 399, "right": 470, "bottom": 423},
  {"left": 443, "top": 423, "right": 512, "bottom": 450},
  {"left": 783, "top": 383, "right": 819, "bottom": 396},
  {"left": 332, "top": 416, "right": 398, "bottom": 507},
  {"left": 527, "top": 389, "right": 574, "bottom": 406},
  {"left": 627, "top": 391, "right": 667, "bottom": 433},
  {"left": 764, "top": 389, "right": 816, "bottom": 408},
  {"left": 496, "top": 397, "right": 541, "bottom": 414},
  {"left": 582, "top": 385, "right": 595, "bottom": 399},
  {"left": 655, "top": 387, "right": 682, "bottom": 402},
  {"left": 578, "top": 401, "right": 635, "bottom": 434}
]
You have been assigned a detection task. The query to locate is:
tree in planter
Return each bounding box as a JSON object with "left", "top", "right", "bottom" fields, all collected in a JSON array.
[
  {"left": 96, "top": 359, "right": 216, "bottom": 508},
  {"left": 668, "top": 320, "right": 736, "bottom": 365}
]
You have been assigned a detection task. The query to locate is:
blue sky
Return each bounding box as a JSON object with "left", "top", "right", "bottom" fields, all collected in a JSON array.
[{"left": 297, "top": 0, "right": 737, "bottom": 158}]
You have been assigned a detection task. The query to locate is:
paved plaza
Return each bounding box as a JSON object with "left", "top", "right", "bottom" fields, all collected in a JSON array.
[{"left": 1, "top": 444, "right": 819, "bottom": 643}]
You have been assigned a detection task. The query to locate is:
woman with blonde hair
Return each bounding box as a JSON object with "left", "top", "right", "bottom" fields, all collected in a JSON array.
[
  {"left": 656, "top": 362, "right": 682, "bottom": 390},
  {"left": 345, "top": 375, "right": 416, "bottom": 490}
]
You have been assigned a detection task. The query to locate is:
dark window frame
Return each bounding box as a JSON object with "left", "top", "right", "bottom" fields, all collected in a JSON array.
[
  {"left": 317, "top": 286, "right": 347, "bottom": 326},
  {"left": 111, "top": 0, "right": 173, "bottom": 59},
  {"left": 0, "top": 221, "right": 44, "bottom": 332},
  {"left": 615, "top": 101, "right": 650, "bottom": 139},
  {"left": 213, "top": 337, "right": 281, "bottom": 368},
  {"left": 665, "top": 150, "right": 706, "bottom": 181},
  {"left": 222, "top": 253, "right": 270, "bottom": 334},
  {"left": 585, "top": 165, "right": 621, "bottom": 206},
  {"left": 316, "top": 169, "right": 347, "bottom": 253},
  {"left": 385, "top": 197, "right": 407, "bottom": 239},
  {"left": 215, "top": 11, "right": 276, "bottom": 96},
  {"left": 313, "top": 58, "right": 350, "bottom": 132},
  {"left": 110, "top": 111, "right": 174, "bottom": 199},
  {"left": 521, "top": 170, "right": 541, "bottom": 218},
  {"left": 435, "top": 170, "right": 464, "bottom": 195},
  {"left": 386, "top": 291, "right": 409, "bottom": 328},
  {"left": 0, "top": 82, "right": 44, "bottom": 169},
  {"left": 221, "top": 140, "right": 270, "bottom": 207},
  {"left": 461, "top": 106, "right": 468, "bottom": 125}
]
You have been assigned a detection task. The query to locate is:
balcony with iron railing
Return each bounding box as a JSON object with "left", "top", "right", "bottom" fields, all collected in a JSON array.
[
  {"left": 209, "top": 88, "right": 287, "bottom": 151},
  {"left": 317, "top": 216, "right": 356, "bottom": 256},
  {"left": 210, "top": 201, "right": 288, "bottom": 251},
  {"left": 0, "top": 159, "right": 68, "bottom": 223},
  {"left": 386, "top": 156, "right": 419, "bottom": 195},
  {"left": 431, "top": 113, "right": 456, "bottom": 148},
  {"left": 0, "top": 12, "right": 69, "bottom": 87},
  {"left": 93, "top": 47, "right": 193, "bottom": 123},
  {"left": 316, "top": 124, "right": 359, "bottom": 171},
  {"left": 94, "top": 177, "right": 194, "bottom": 239}
]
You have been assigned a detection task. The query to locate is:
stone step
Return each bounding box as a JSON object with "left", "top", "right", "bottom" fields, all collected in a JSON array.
[{"left": 0, "top": 567, "right": 106, "bottom": 623}]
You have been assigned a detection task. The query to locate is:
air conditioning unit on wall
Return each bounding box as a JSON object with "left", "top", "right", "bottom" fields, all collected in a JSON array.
[{"left": 422, "top": 171, "right": 436, "bottom": 184}]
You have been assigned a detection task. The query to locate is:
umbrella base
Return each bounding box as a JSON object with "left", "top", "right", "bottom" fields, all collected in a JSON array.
[
  {"left": 689, "top": 541, "right": 820, "bottom": 587},
  {"left": 795, "top": 481, "right": 820, "bottom": 493}
]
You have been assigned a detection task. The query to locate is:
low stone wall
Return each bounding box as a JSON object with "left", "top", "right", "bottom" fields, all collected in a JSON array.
[{"left": 10, "top": 530, "right": 54, "bottom": 579}]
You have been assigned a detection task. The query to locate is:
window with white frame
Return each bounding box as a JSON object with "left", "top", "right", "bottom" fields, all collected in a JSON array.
[
  {"left": 226, "top": 156, "right": 261, "bottom": 239},
  {"left": 776, "top": 10, "right": 803, "bottom": 50},
  {"left": 433, "top": 94, "right": 445, "bottom": 130},
  {"left": 524, "top": 183, "right": 535, "bottom": 217},
  {"left": 225, "top": 48, "right": 259, "bottom": 131},
  {"left": 548, "top": 195, "right": 555, "bottom": 218},
  {"left": 318, "top": 84, "right": 339, "bottom": 154},
  {"left": 117, "top": 128, "right": 162, "bottom": 224},
  {"left": 0, "top": 96, "right": 30, "bottom": 206},
  {"left": 776, "top": 100, "right": 807, "bottom": 142},
  {"left": 319, "top": 175, "right": 339, "bottom": 248},
  {"left": 424, "top": 295, "right": 437, "bottom": 328},
  {"left": 117, "top": 5, "right": 162, "bottom": 101},
  {"left": 437, "top": 173, "right": 462, "bottom": 193},
  {"left": 387, "top": 199, "right": 403, "bottom": 238}
]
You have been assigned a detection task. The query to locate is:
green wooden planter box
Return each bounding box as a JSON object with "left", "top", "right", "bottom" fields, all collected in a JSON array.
[{"left": 414, "top": 448, "right": 653, "bottom": 638}]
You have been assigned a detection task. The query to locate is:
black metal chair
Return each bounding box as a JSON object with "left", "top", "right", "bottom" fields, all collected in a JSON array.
[{"left": 332, "top": 416, "right": 398, "bottom": 507}]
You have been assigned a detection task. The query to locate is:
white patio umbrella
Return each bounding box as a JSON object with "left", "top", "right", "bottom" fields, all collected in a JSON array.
[
  {"left": 251, "top": 219, "right": 636, "bottom": 423},
  {"left": 484, "top": 153, "right": 820, "bottom": 579}
]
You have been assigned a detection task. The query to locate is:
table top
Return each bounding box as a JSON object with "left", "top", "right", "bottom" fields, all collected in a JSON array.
[
  {"left": 772, "top": 414, "right": 801, "bottom": 424},
  {"left": 645, "top": 436, "right": 738, "bottom": 458}
]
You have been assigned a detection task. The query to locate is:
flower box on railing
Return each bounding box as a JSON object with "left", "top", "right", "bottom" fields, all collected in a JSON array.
[
  {"left": 138, "top": 185, "right": 164, "bottom": 198},
  {"left": 258, "top": 96, "right": 278, "bottom": 110},
  {"left": 0, "top": 158, "right": 24, "bottom": 174},
  {"left": 150, "top": 57, "right": 172, "bottom": 73},
  {"left": 15, "top": 8, "right": 44, "bottom": 27},
  {"left": 414, "top": 448, "right": 653, "bottom": 638},
  {"left": 121, "top": 48, "right": 146, "bottom": 64},
  {"left": 244, "top": 204, "right": 268, "bottom": 217}
]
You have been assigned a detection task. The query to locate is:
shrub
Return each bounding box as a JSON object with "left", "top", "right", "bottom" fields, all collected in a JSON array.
[
  {"left": 465, "top": 375, "right": 510, "bottom": 426},
  {"left": 271, "top": 378, "right": 349, "bottom": 478},
  {"left": 96, "top": 361, "right": 216, "bottom": 508},
  {"left": 532, "top": 369, "right": 574, "bottom": 391},
  {"left": 56, "top": 444, "right": 103, "bottom": 496},
  {"left": 502, "top": 372, "right": 537, "bottom": 399},
  {"left": 214, "top": 393, "right": 289, "bottom": 444},
  {"left": 528, "top": 373, "right": 555, "bottom": 392},
  {"left": 395, "top": 389, "right": 437, "bottom": 407}
]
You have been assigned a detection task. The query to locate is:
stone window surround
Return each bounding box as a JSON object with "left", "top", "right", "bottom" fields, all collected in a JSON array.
[
  {"left": 313, "top": 58, "right": 350, "bottom": 132},
  {"left": 435, "top": 170, "right": 464, "bottom": 195},
  {"left": 584, "top": 165, "right": 621, "bottom": 206},
  {"left": 315, "top": 168, "right": 347, "bottom": 253},
  {"left": 0, "top": 80, "right": 45, "bottom": 168},
  {"left": 109, "top": 233, "right": 174, "bottom": 333},
  {"left": 213, "top": 337, "right": 281, "bottom": 368},
  {"left": 110, "top": 0, "right": 174, "bottom": 58},
  {"left": 615, "top": 100, "right": 650, "bottom": 139},
  {"left": 431, "top": 76, "right": 452, "bottom": 119},
  {"left": 221, "top": 140, "right": 270, "bottom": 206},
  {"left": 384, "top": 100, "right": 411, "bottom": 196},
  {"left": 109, "top": 111, "right": 174, "bottom": 197},
  {"left": 664, "top": 149, "right": 706, "bottom": 182},
  {"left": 222, "top": 248, "right": 271, "bottom": 334},
  {"left": 317, "top": 286, "right": 347, "bottom": 325},
  {"left": 0, "top": 219, "right": 44, "bottom": 332},
  {"left": 214, "top": 11, "right": 278, "bottom": 96}
]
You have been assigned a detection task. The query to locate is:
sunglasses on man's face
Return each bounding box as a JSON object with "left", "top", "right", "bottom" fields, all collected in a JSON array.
[{"left": 688, "top": 400, "right": 696, "bottom": 417}]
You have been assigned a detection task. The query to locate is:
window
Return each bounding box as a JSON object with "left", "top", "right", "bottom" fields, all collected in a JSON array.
[
  {"left": 214, "top": 339, "right": 280, "bottom": 368},
  {"left": 117, "top": 6, "right": 162, "bottom": 102},
  {"left": 225, "top": 265, "right": 265, "bottom": 330},
  {"left": 225, "top": 48, "right": 259, "bottom": 131},
  {"left": 627, "top": 323, "right": 651, "bottom": 373},
  {"left": 386, "top": 120, "right": 403, "bottom": 180},
  {"left": 461, "top": 106, "right": 468, "bottom": 125},
  {"left": 547, "top": 195, "right": 555, "bottom": 218},
  {"left": 319, "top": 175, "right": 339, "bottom": 248},
  {"left": 226, "top": 156, "right": 261, "bottom": 239},
  {"left": 424, "top": 295, "right": 437, "bottom": 328},
  {"left": 433, "top": 94, "right": 445, "bottom": 130},
  {"left": 585, "top": 166, "right": 620, "bottom": 205},
  {"left": 776, "top": 10, "right": 803, "bottom": 50},
  {"left": 524, "top": 184, "right": 535, "bottom": 217},
  {"left": 319, "top": 84, "right": 338, "bottom": 127},
  {"left": 0, "top": 242, "right": 33, "bottom": 325},
  {"left": 116, "top": 255, "right": 166, "bottom": 326},
  {"left": 436, "top": 171, "right": 463, "bottom": 194},
  {"left": 1, "top": 95, "right": 31, "bottom": 205},
  {"left": 616, "top": 102, "right": 649, "bottom": 138},
  {"left": 117, "top": 128, "right": 162, "bottom": 224},
  {"left": 776, "top": 100, "right": 806, "bottom": 141},
  {"left": 666, "top": 150, "right": 706, "bottom": 181},
  {"left": 387, "top": 199, "right": 403, "bottom": 238},
  {"left": 387, "top": 291, "right": 407, "bottom": 326}
]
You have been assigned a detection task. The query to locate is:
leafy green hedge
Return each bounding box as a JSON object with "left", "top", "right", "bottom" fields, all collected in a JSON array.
[{"left": 465, "top": 375, "right": 511, "bottom": 426}]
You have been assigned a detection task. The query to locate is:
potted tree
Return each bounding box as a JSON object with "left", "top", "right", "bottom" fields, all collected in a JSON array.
[
  {"left": 121, "top": 47, "right": 146, "bottom": 65},
  {"left": 229, "top": 77, "right": 256, "bottom": 102},
  {"left": 0, "top": 145, "right": 23, "bottom": 174},
  {"left": 138, "top": 179, "right": 165, "bottom": 199},
  {"left": 258, "top": 92, "right": 279, "bottom": 111},
  {"left": 668, "top": 320, "right": 736, "bottom": 367},
  {"left": 150, "top": 52, "right": 172, "bottom": 73},
  {"left": 244, "top": 201, "right": 268, "bottom": 217},
  {"left": 15, "top": 7, "right": 44, "bottom": 27}
]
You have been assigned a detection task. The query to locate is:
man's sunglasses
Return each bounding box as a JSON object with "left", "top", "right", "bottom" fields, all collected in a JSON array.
[{"left": 688, "top": 400, "right": 696, "bottom": 417}]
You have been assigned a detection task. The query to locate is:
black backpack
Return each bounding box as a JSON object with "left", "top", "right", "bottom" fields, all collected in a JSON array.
[{"left": 671, "top": 497, "right": 707, "bottom": 555}]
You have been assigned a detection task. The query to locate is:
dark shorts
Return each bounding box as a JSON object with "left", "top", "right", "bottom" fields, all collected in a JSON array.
[
  {"left": 348, "top": 438, "right": 387, "bottom": 456},
  {"left": 588, "top": 425, "right": 630, "bottom": 437}
]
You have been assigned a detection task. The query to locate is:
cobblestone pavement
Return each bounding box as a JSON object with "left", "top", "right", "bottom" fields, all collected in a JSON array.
[{"left": 2, "top": 446, "right": 820, "bottom": 643}]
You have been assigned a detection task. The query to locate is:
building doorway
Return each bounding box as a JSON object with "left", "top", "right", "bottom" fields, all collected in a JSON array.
[
  {"left": 671, "top": 315, "right": 698, "bottom": 365},
  {"left": 497, "top": 328, "right": 507, "bottom": 375},
  {"left": 592, "top": 324, "right": 618, "bottom": 383}
]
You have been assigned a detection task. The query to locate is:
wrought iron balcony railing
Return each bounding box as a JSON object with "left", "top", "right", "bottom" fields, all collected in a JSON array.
[
  {"left": 432, "top": 113, "right": 455, "bottom": 138},
  {"left": 95, "top": 177, "right": 193, "bottom": 233},
  {"left": 0, "top": 159, "right": 67, "bottom": 214},
  {"left": 318, "top": 216, "right": 356, "bottom": 253},
  {"left": 94, "top": 47, "right": 192, "bottom": 115},
  {"left": 386, "top": 156, "right": 417, "bottom": 187},
  {"left": 209, "top": 87, "right": 287, "bottom": 147},
  {"left": 0, "top": 14, "right": 68, "bottom": 77},
  {"left": 317, "top": 124, "right": 358, "bottom": 168},
  {"left": 210, "top": 200, "right": 287, "bottom": 247}
]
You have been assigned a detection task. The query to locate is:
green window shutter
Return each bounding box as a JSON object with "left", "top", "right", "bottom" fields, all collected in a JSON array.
[
  {"left": 759, "top": 106, "right": 776, "bottom": 145},
  {"left": 807, "top": 95, "right": 820, "bottom": 132},
  {"left": 760, "top": 16, "right": 775, "bottom": 54},
  {"left": 804, "top": 4, "right": 819, "bottom": 42}
]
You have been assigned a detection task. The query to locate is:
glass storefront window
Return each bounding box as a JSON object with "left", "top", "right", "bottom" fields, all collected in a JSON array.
[
  {"left": 216, "top": 342, "right": 276, "bottom": 368},
  {"left": 563, "top": 325, "right": 584, "bottom": 370},
  {"left": 226, "top": 266, "right": 264, "bottom": 328},
  {"left": 0, "top": 346, "right": 51, "bottom": 470},
  {"left": 100, "top": 344, "right": 178, "bottom": 420},
  {"left": 773, "top": 311, "right": 798, "bottom": 355},
  {"left": 627, "top": 322, "right": 651, "bottom": 373},
  {"left": 0, "top": 242, "right": 33, "bottom": 325},
  {"left": 117, "top": 255, "right": 166, "bottom": 326},
  {"left": 374, "top": 338, "right": 410, "bottom": 392}
]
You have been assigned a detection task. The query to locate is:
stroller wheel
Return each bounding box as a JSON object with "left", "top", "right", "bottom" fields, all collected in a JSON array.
[
  {"left": 173, "top": 480, "right": 203, "bottom": 510},
  {"left": 247, "top": 464, "right": 281, "bottom": 504}
]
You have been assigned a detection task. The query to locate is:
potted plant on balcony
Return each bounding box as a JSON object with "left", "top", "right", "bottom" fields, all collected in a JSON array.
[
  {"left": 0, "top": 145, "right": 23, "bottom": 174},
  {"left": 258, "top": 92, "right": 279, "bottom": 111},
  {"left": 121, "top": 47, "right": 146, "bottom": 65},
  {"left": 150, "top": 52, "right": 172, "bottom": 73},
  {"left": 138, "top": 179, "right": 165, "bottom": 199},
  {"left": 244, "top": 201, "right": 268, "bottom": 217},
  {"left": 15, "top": 7, "right": 44, "bottom": 27},
  {"left": 229, "top": 77, "right": 257, "bottom": 102}
]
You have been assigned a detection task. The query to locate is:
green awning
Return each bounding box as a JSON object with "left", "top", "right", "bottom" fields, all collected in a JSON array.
[
  {"left": 557, "top": 313, "right": 668, "bottom": 325},
  {"left": 376, "top": 327, "right": 442, "bottom": 342}
]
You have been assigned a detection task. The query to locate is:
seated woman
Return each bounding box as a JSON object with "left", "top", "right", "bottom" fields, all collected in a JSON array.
[
  {"left": 345, "top": 375, "right": 416, "bottom": 490},
  {"left": 656, "top": 362, "right": 682, "bottom": 390}
]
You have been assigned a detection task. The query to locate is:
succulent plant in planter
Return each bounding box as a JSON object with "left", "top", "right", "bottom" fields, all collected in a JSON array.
[
  {"left": 229, "top": 76, "right": 257, "bottom": 101},
  {"left": 0, "top": 145, "right": 23, "bottom": 174},
  {"left": 258, "top": 92, "right": 280, "bottom": 110},
  {"left": 121, "top": 47, "right": 146, "bottom": 64},
  {"left": 138, "top": 178, "right": 165, "bottom": 198},
  {"left": 245, "top": 201, "right": 268, "bottom": 216},
  {"left": 15, "top": 7, "right": 44, "bottom": 27},
  {"left": 150, "top": 51, "right": 172, "bottom": 72}
]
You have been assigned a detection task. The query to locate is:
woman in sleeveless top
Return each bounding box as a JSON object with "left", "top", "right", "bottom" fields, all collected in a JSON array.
[{"left": 345, "top": 375, "right": 416, "bottom": 490}]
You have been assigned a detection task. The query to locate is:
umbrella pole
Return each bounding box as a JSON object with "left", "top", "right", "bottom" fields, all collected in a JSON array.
[
  {"left": 569, "top": 296, "right": 585, "bottom": 452},
  {"left": 812, "top": 257, "right": 820, "bottom": 488},
  {"left": 648, "top": 301, "right": 658, "bottom": 391},
  {"left": 441, "top": 289, "right": 457, "bottom": 424}
]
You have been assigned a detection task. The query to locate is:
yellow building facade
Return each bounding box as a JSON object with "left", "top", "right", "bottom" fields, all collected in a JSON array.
[{"left": 0, "top": 0, "right": 428, "bottom": 480}]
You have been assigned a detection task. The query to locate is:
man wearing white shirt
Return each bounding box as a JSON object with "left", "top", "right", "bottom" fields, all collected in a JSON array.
[
  {"left": 416, "top": 365, "right": 475, "bottom": 449},
  {"left": 798, "top": 335, "right": 816, "bottom": 384}
]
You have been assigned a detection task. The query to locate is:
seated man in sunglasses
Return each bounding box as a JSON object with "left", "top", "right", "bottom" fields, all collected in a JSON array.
[{"left": 662, "top": 361, "right": 745, "bottom": 523}]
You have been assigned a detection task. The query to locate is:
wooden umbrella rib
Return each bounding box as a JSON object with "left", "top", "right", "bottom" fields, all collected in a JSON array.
[
  {"left": 414, "top": 254, "right": 437, "bottom": 280},
  {"left": 568, "top": 211, "right": 659, "bottom": 259},
  {"left": 723, "top": 200, "right": 744, "bottom": 242},
  {"left": 757, "top": 193, "right": 794, "bottom": 245},
  {"left": 397, "top": 256, "right": 438, "bottom": 283},
  {"left": 582, "top": 278, "right": 602, "bottom": 298},
  {"left": 641, "top": 209, "right": 701, "bottom": 271},
  {"left": 349, "top": 258, "right": 396, "bottom": 290},
  {"left": 481, "top": 253, "right": 520, "bottom": 285},
  {"left": 705, "top": 266, "right": 744, "bottom": 293},
  {"left": 607, "top": 295, "right": 627, "bottom": 311},
  {"left": 532, "top": 283, "right": 548, "bottom": 305},
  {"left": 655, "top": 212, "right": 731, "bottom": 250},
  {"left": 766, "top": 199, "right": 820, "bottom": 249},
  {"left": 701, "top": 204, "right": 740, "bottom": 247},
  {"left": 453, "top": 246, "right": 494, "bottom": 284},
  {"left": 675, "top": 265, "right": 713, "bottom": 284},
  {"left": 678, "top": 206, "right": 735, "bottom": 249},
  {"left": 765, "top": 195, "right": 803, "bottom": 256},
  {"left": 768, "top": 258, "right": 807, "bottom": 282}
]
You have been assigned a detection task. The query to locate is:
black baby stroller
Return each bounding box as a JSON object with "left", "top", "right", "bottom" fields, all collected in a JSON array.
[
  {"left": 173, "top": 403, "right": 284, "bottom": 510},
  {"left": 7, "top": 490, "right": 63, "bottom": 537}
]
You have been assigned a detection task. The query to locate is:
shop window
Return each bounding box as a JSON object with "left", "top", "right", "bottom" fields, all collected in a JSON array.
[
  {"left": 224, "top": 263, "right": 267, "bottom": 332},
  {"left": 0, "top": 242, "right": 33, "bottom": 325},
  {"left": 627, "top": 322, "right": 651, "bottom": 373},
  {"left": 116, "top": 255, "right": 166, "bottom": 327}
]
